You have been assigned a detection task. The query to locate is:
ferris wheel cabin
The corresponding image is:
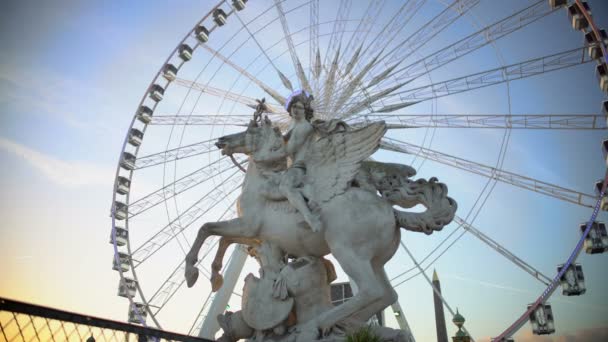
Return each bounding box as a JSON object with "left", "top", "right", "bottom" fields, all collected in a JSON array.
[
  {"left": 232, "top": 0, "right": 247, "bottom": 11},
  {"left": 179, "top": 44, "right": 193, "bottom": 61},
  {"left": 128, "top": 128, "right": 143, "bottom": 147},
  {"left": 149, "top": 84, "right": 165, "bottom": 102},
  {"left": 567, "top": 1, "right": 590, "bottom": 31},
  {"left": 597, "top": 63, "right": 608, "bottom": 94},
  {"left": 112, "top": 252, "right": 130, "bottom": 272},
  {"left": 195, "top": 25, "right": 210, "bottom": 43},
  {"left": 213, "top": 9, "right": 227, "bottom": 26},
  {"left": 602, "top": 139, "right": 608, "bottom": 166},
  {"left": 116, "top": 176, "right": 131, "bottom": 195},
  {"left": 528, "top": 303, "right": 555, "bottom": 335},
  {"left": 593, "top": 180, "right": 608, "bottom": 211},
  {"left": 557, "top": 263, "right": 586, "bottom": 296},
  {"left": 120, "top": 152, "right": 136, "bottom": 171},
  {"left": 585, "top": 29, "right": 607, "bottom": 61},
  {"left": 581, "top": 221, "right": 608, "bottom": 254},
  {"left": 118, "top": 277, "right": 137, "bottom": 298},
  {"left": 109, "top": 226, "right": 128, "bottom": 247},
  {"left": 137, "top": 105, "right": 153, "bottom": 124},
  {"left": 162, "top": 63, "right": 178, "bottom": 82},
  {"left": 128, "top": 303, "right": 147, "bottom": 324},
  {"left": 114, "top": 201, "right": 128, "bottom": 220},
  {"left": 548, "top": 0, "right": 567, "bottom": 9}
]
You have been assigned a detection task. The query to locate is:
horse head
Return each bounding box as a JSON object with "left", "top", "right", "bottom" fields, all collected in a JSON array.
[{"left": 215, "top": 117, "right": 286, "bottom": 167}]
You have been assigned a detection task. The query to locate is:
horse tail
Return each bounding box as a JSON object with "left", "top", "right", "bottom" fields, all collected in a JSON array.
[{"left": 392, "top": 177, "right": 457, "bottom": 235}]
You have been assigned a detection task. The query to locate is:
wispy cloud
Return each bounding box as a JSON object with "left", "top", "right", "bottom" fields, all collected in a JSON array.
[
  {"left": 0, "top": 137, "right": 113, "bottom": 187},
  {"left": 0, "top": 64, "right": 116, "bottom": 134}
]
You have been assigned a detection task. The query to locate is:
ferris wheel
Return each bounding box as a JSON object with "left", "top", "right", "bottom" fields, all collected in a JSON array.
[{"left": 110, "top": 0, "right": 608, "bottom": 340}]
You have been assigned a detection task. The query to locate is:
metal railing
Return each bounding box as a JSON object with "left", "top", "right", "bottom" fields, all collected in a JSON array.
[{"left": 0, "top": 297, "right": 213, "bottom": 342}]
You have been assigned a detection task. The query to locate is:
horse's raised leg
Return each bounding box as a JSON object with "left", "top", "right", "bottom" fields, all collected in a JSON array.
[{"left": 185, "top": 218, "right": 253, "bottom": 287}]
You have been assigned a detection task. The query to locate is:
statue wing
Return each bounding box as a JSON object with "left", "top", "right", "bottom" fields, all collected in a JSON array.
[{"left": 307, "top": 121, "right": 386, "bottom": 203}]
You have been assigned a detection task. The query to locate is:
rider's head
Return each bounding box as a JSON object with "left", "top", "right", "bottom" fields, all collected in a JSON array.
[{"left": 285, "top": 89, "right": 314, "bottom": 121}]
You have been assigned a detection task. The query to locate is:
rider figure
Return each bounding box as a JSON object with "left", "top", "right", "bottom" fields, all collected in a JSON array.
[{"left": 258, "top": 90, "right": 323, "bottom": 232}]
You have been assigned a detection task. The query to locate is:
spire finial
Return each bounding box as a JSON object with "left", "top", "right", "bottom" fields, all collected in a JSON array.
[{"left": 433, "top": 268, "right": 439, "bottom": 282}]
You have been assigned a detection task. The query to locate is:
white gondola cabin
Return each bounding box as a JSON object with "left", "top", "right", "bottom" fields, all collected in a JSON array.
[
  {"left": 128, "top": 303, "right": 147, "bottom": 324},
  {"left": 118, "top": 277, "right": 137, "bottom": 298},
  {"left": 128, "top": 128, "right": 143, "bottom": 147},
  {"left": 549, "top": 0, "right": 567, "bottom": 9},
  {"left": 597, "top": 63, "right": 608, "bottom": 93},
  {"left": 179, "top": 44, "right": 193, "bottom": 61},
  {"left": 137, "top": 105, "right": 153, "bottom": 124},
  {"left": 567, "top": 2, "right": 590, "bottom": 31},
  {"left": 114, "top": 201, "right": 128, "bottom": 220},
  {"left": 581, "top": 221, "right": 608, "bottom": 254},
  {"left": 120, "top": 152, "right": 136, "bottom": 171},
  {"left": 195, "top": 25, "right": 210, "bottom": 43},
  {"left": 109, "top": 226, "right": 128, "bottom": 246},
  {"left": 149, "top": 84, "right": 164, "bottom": 102},
  {"left": 584, "top": 29, "right": 607, "bottom": 61},
  {"left": 162, "top": 63, "right": 178, "bottom": 82},
  {"left": 116, "top": 176, "right": 131, "bottom": 195},
  {"left": 557, "top": 263, "right": 586, "bottom": 296},
  {"left": 528, "top": 303, "right": 555, "bottom": 335},
  {"left": 112, "top": 252, "right": 130, "bottom": 272},
  {"left": 213, "top": 9, "right": 227, "bottom": 26},
  {"left": 594, "top": 180, "right": 608, "bottom": 210},
  {"left": 233, "top": 0, "right": 247, "bottom": 11}
]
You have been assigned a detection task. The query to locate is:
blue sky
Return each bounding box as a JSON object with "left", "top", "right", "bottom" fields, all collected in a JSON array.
[{"left": 1, "top": 1, "right": 608, "bottom": 341}]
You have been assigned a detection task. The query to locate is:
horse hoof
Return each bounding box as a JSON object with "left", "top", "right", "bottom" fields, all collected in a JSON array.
[
  {"left": 186, "top": 267, "right": 199, "bottom": 288},
  {"left": 211, "top": 273, "right": 224, "bottom": 292}
]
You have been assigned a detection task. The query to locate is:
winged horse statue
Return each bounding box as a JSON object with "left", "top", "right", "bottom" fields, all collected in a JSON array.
[{"left": 185, "top": 113, "right": 457, "bottom": 338}]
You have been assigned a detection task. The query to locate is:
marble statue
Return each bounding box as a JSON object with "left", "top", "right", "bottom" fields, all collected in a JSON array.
[{"left": 185, "top": 92, "right": 457, "bottom": 341}]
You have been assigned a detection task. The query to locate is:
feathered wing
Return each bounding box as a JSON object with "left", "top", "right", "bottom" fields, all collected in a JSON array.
[{"left": 307, "top": 121, "right": 387, "bottom": 203}]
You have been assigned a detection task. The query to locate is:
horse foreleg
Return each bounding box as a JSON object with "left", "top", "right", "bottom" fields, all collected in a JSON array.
[{"left": 185, "top": 218, "right": 253, "bottom": 288}]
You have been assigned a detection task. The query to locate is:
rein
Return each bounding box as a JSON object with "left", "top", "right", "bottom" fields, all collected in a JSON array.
[{"left": 230, "top": 154, "right": 247, "bottom": 173}]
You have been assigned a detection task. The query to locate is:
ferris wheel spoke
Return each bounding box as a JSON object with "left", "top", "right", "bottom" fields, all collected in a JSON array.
[
  {"left": 150, "top": 114, "right": 252, "bottom": 126},
  {"left": 200, "top": 44, "right": 287, "bottom": 105},
  {"left": 273, "top": 0, "right": 313, "bottom": 93},
  {"left": 128, "top": 157, "right": 247, "bottom": 218},
  {"left": 369, "top": 46, "right": 592, "bottom": 113},
  {"left": 453, "top": 215, "right": 553, "bottom": 285},
  {"left": 338, "top": 0, "right": 386, "bottom": 75},
  {"left": 149, "top": 114, "right": 290, "bottom": 126},
  {"left": 348, "top": 114, "right": 607, "bottom": 130},
  {"left": 130, "top": 169, "right": 244, "bottom": 268},
  {"left": 358, "top": 0, "right": 426, "bottom": 71},
  {"left": 389, "top": 0, "right": 556, "bottom": 88},
  {"left": 173, "top": 78, "right": 285, "bottom": 114},
  {"left": 229, "top": 0, "right": 311, "bottom": 92},
  {"left": 344, "top": 0, "right": 554, "bottom": 107},
  {"left": 332, "top": 0, "right": 480, "bottom": 115},
  {"left": 376, "top": 0, "right": 480, "bottom": 73},
  {"left": 322, "top": 0, "right": 352, "bottom": 72},
  {"left": 134, "top": 137, "right": 219, "bottom": 170},
  {"left": 309, "top": 0, "right": 320, "bottom": 83},
  {"left": 381, "top": 137, "right": 596, "bottom": 208}
]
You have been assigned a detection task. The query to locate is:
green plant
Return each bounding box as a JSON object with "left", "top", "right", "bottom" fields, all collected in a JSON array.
[{"left": 346, "top": 326, "right": 382, "bottom": 342}]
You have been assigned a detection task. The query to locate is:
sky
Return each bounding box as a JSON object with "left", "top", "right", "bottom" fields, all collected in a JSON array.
[{"left": 1, "top": 0, "right": 608, "bottom": 341}]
